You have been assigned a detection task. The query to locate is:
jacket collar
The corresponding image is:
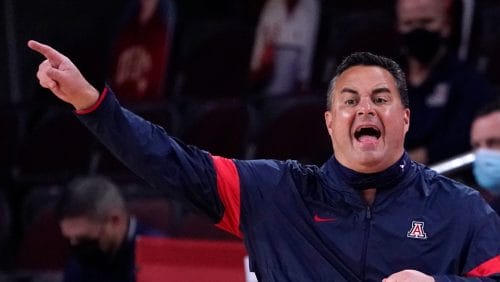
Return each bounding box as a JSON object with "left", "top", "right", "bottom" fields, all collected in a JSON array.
[{"left": 320, "top": 152, "right": 417, "bottom": 207}]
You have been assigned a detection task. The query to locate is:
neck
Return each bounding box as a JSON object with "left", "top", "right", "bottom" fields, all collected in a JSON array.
[{"left": 361, "top": 189, "right": 377, "bottom": 206}]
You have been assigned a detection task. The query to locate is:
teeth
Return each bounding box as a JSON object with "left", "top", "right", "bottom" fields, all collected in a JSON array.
[{"left": 354, "top": 127, "right": 381, "bottom": 140}]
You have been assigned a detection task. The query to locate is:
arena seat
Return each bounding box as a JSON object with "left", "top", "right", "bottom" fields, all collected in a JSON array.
[
  {"left": 252, "top": 96, "right": 331, "bottom": 165},
  {"left": 13, "top": 109, "right": 96, "bottom": 184},
  {"left": 181, "top": 99, "right": 251, "bottom": 159},
  {"left": 135, "top": 237, "right": 247, "bottom": 282}
]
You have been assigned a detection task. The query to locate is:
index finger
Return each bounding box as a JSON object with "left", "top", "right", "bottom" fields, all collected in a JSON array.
[{"left": 27, "top": 40, "right": 64, "bottom": 67}]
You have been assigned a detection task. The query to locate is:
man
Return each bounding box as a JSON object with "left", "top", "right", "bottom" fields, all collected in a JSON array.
[
  {"left": 396, "top": 0, "right": 494, "bottom": 164},
  {"left": 57, "top": 176, "right": 163, "bottom": 282},
  {"left": 29, "top": 40, "right": 500, "bottom": 281},
  {"left": 470, "top": 99, "right": 500, "bottom": 214}
]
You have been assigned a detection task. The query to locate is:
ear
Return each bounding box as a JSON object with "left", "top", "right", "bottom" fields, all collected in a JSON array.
[
  {"left": 108, "top": 209, "right": 126, "bottom": 227},
  {"left": 403, "top": 108, "right": 410, "bottom": 134},
  {"left": 325, "top": 111, "right": 333, "bottom": 137}
]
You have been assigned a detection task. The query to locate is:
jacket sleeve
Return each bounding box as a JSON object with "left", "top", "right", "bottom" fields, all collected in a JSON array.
[
  {"left": 75, "top": 87, "right": 227, "bottom": 223},
  {"left": 433, "top": 197, "right": 500, "bottom": 282}
]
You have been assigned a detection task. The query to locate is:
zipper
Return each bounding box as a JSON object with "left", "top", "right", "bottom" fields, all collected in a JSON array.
[{"left": 360, "top": 206, "right": 372, "bottom": 280}]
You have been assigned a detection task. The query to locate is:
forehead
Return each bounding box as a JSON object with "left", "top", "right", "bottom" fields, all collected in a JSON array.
[
  {"left": 333, "top": 65, "right": 399, "bottom": 95},
  {"left": 472, "top": 112, "right": 500, "bottom": 136},
  {"left": 397, "top": 0, "right": 445, "bottom": 20}
]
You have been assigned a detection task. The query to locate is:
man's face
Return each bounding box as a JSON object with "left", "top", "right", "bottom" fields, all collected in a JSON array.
[
  {"left": 396, "top": 0, "right": 450, "bottom": 36},
  {"left": 60, "top": 216, "right": 113, "bottom": 255},
  {"left": 325, "top": 66, "right": 410, "bottom": 173},
  {"left": 471, "top": 111, "right": 500, "bottom": 151}
]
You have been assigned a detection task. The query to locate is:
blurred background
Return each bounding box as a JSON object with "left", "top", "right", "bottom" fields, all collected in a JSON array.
[{"left": 1, "top": 0, "right": 500, "bottom": 280}]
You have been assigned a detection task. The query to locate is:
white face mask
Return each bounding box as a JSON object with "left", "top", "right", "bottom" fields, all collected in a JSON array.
[{"left": 473, "top": 148, "right": 500, "bottom": 194}]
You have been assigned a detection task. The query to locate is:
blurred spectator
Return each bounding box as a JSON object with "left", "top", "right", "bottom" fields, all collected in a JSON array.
[
  {"left": 249, "top": 0, "right": 319, "bottom": 97},
  {"left": 470, "top": 99, "right": 500, "bottom": 214},
  {"left": 56, "top": 176, "right": 164, "bottom": 282},
  {"left": 396, "top": 0, "right": 495, "bottom": 164},
  {"left": 108, "top": 0, "right": 176, "bottom": 106}
]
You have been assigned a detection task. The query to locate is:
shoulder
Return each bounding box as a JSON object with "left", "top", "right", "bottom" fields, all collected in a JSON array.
[
  {"left": 234, "top": 158, "right": 320, "bottom": 187},
  {"left": 416, "top": 164, "right": 492, "bottom": 214}
]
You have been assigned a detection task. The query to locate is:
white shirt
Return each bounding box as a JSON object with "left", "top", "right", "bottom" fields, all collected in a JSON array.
[{"left": 251, "top": 0, "right": 319, "bottom": 96}]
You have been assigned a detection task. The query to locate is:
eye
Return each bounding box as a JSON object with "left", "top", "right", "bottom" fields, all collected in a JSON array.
[
  {"left": 487, "top": 138, "right": 500, "bottom": 150},
  {"left": 345, "top": 99, "right": 356, "bottom": 105},
  {"left": 374, "top": 97, "right": 388, "bottom": 104}
]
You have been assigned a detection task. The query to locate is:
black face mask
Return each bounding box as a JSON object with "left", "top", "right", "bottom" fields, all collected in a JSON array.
[
  {"left": 70, "top": 238, "right": 110, "bottom": 266},
  {"left": 401, "top": 28, "right": 445, "bottom": 64}
]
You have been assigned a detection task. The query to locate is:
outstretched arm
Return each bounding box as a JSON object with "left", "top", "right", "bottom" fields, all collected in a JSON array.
[
  {"left": 27, "top": 39, "right": 237, "bottom": 235},
  {"left": 27, "top": 40, "right": 99, "bottom": 110}
]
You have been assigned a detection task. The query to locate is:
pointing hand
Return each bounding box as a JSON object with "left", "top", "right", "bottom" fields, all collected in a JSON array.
[{"left": 28, "top": 40, "right": 99, "bottom": 110}]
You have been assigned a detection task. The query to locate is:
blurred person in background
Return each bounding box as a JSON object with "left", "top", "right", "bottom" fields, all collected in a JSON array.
[
  {"left": 108, "top": 0, "right": 176, "bottom": 106},
  {"left": 249, "top": 0, "right": 319, "bottom": 97},
  {"left": 396, "top": 0, "right": 494, "bottom": 164},
  {"left": 470, "top": 99, "right": 500, "bottom": 214},
  {"left": 57, "top": 176, "right": 163, "bottom": 282}
]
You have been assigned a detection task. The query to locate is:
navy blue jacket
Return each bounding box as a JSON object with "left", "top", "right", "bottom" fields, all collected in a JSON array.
[{"left": 76, "top": 87, "right": 500, "bottom": 281}]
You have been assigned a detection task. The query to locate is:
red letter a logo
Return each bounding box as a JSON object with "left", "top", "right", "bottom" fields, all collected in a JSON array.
[{"left": 407, "top": 221, "right": 428, "bottom": 239}]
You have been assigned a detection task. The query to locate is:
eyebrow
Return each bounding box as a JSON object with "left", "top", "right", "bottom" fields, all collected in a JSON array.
[
  {"left": 372, "top": 86, "right": 391, "bottom": 95},
  {"left": 339, "top": 86, "right": 391, "bottom": 95},
  {"left": 340, "top": 87, "right": 358, "bottom": 95}
]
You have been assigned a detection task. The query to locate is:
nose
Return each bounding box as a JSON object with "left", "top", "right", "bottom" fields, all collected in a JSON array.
[{"left": 356, "top": 98, "right": 375, "bottom": 116}]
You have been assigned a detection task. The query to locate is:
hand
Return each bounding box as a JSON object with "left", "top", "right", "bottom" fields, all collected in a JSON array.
[
  {"left": 27, "top": 40, "right": 99, "bottom": 110},
  {"left": 383, "top": 269, "right": 434, "bottom": 282}
]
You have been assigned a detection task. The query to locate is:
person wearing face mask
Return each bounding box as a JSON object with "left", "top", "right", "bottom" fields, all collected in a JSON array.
[
  {"left": 470, "top": 99, "right": 500, "bottom": 214},
  {"left": 56, "top": 176, "right": 164, "bottom": 282},
  {"left": 396, "top": 0, "right": 495, "bottom": 165}
]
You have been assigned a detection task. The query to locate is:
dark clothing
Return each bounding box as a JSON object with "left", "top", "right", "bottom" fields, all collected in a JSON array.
[
  {"left": 63, "top": 217, "right": 163, "bottom": 282},
  {"left": 76, "top": 87, "right": 500, "bottom": 281},
  {"left": 405, "top": 53, "right": 495, "bottom": 164}
]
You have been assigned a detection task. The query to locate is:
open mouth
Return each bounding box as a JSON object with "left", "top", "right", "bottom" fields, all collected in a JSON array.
[{"left": 354, "top": 126, "right": 381, "bottom": 141}]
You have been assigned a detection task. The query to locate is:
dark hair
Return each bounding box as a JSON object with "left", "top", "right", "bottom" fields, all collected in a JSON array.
[
  {"left": 326, "top": 52, "right": 409, "bottom": 109},
  {"left": 474, "top": 98, "right": 500, "bottom": 120},
  {"left": 56, "top": 175, "right": 126, "bottom": 221}
]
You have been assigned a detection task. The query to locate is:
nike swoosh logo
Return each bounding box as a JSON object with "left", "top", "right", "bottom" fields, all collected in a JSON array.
[{"left": 313, "top": 214, "right": 336, "bottom": 222}]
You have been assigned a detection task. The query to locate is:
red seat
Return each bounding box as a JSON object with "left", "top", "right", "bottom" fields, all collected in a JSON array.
[{"left": 135, "top": 237, "right": 247, "bottom": 282}]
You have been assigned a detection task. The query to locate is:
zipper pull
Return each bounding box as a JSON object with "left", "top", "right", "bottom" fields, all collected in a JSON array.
[{"left": 365, "top": 206, "right": 372, "bottom": 220}]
